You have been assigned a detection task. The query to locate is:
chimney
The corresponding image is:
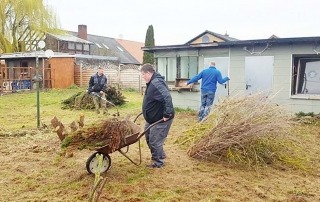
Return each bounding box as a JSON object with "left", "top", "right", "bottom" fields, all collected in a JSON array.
[{"left": 78, "top": 25, "right": 87, "bottom": 40}]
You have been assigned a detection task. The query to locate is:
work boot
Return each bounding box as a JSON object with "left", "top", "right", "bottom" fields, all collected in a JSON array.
[{"left": 146, "top": 163, "right": 164, "bottom": 168}]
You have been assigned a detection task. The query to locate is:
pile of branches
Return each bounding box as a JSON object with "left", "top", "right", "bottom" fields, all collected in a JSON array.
[
  {"left": 181, "top": 92, "right": 306, "bottom": 167},
  {"left": 51, "top": 115, "right": 141, "bottom": 152},
  {"left": 61, "top": 86, "right": 126, "bottom": 110}
]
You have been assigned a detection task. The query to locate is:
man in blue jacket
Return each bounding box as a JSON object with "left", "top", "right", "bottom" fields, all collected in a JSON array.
[
  {"left": 186, "top": 61, "right": 230, "bottom": 122},
  {"left": 141, "top": 63, "right": 175, "bottom": 168}
]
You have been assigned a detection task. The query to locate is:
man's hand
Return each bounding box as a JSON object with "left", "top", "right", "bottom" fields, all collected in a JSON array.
[
  {"left": 163, "top": 117, "right": 169, "bottom": 122},
  {"left": 185, "top": 82, "right": 193, "bottom": 88}
]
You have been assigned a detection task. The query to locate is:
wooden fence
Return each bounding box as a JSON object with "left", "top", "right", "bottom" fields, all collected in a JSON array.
[{"left": 74, "top": 64, "right": 144, "bottom": 91}]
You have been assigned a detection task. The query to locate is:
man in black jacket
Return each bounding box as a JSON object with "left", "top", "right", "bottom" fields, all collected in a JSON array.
[
  {"left": 141, "top": 63, "right": 174, "bottom": 168},
  {"left": 87, "top": 67, "right": 108, "bottom": 114}
]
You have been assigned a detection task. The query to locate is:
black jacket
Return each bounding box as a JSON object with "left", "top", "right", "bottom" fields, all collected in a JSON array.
[
  {"left": 142, "top": 72, "right": 175, "bottom": 124},
  {"left": 87, "top": 73, "right": 107, "bottom": 93}
]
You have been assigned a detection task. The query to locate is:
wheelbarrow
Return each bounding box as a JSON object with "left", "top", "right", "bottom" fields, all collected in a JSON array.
[{"left": 86, "top": 113, "right": 162, "bottom": 174}]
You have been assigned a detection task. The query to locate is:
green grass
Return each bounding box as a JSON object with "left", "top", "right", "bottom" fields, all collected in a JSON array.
[{"left": 0, "top": 88, "right": 143, "bottom": 132}]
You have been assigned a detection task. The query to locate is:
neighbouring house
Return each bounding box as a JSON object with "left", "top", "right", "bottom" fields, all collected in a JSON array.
[
  {"left": 115, "top": 38, "right": 144, "bottom": 64},
  {"left": 142, "top": 30, "right": 320, "bottom": 113},
  {"left": 0, "top": 25, "right": 145, "bottom": 93}
]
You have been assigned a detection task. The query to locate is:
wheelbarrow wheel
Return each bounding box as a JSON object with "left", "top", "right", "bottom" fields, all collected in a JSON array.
[{"left": 86, "top": 152, "right": 111, "bottom": 174}]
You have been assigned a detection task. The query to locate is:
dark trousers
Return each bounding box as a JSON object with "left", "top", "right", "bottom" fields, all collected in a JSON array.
[{"left": 144, "top": 118, "right": 173, "bottom": 166}]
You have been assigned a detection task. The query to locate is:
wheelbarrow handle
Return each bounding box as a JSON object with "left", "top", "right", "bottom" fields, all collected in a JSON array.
[
  {"left": 137, "top": 119, "right": 164, "bottom": 139},
  {"left": 133, "top": 112, "right": 143, "bottom": 123}
]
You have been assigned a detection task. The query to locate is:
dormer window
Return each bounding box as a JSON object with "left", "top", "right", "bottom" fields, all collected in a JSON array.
[
  {"left": 102, "top": 43, "right": 109, "bottom": 49},
  {"left": 95, "top": 43, "right": 102, "bottom": 48}
]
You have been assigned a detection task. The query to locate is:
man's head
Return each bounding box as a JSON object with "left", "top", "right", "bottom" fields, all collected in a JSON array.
[
  {"left": 209, "top": 61, "right": 215, "bottom": 67},
  {"left": 140, "top": 63, "right": 155, "bottom": 83},
  {"left": 97, "top": 67, "right": 103, "bottom": 76}
]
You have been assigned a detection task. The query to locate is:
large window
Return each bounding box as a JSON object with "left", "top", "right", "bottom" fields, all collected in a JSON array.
[
  {"left": 180, "top": 56, "right": 198, "bottom": 78},
  {"left": 167, "top": 58, "right": 177, "bottom": 81},
  {"left": 156, "top": 56, "right": 198, "bottom": 82},
  {"left": 292, "top": 55, "right": 320, "bottom": 95},
  {"left": 157, "top": 58, "right": 167, "bottom": 80}
]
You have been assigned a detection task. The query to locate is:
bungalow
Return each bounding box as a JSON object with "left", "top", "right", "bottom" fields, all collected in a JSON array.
[{"left": 142, "top": 30, "right": 320, "bottom": 113}]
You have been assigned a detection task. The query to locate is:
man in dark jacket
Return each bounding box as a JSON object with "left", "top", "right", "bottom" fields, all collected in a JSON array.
[
  {"left": 141, "top": 63, "right": 174, "bottom": 168},
  {"left": 87, "top": 67, "right": 108, "bottom": 114}
]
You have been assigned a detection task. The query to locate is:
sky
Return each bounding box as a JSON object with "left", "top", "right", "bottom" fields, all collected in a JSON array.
[{"left": 45, "top": 0, "right": 320, "bottom": 46}]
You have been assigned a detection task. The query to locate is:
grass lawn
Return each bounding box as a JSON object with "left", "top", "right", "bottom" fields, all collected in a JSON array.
[{"left": 0, "top": 88, "right": 319, "bottom": 202}]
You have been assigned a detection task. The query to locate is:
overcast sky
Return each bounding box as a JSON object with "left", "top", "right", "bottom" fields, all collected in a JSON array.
[{"left": 45, "top": 0, "right": 320, "bottom": 45}]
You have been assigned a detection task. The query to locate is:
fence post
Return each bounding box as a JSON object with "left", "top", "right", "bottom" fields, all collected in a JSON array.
[
  {"left": 118, "top": 64, "right": 121, "bottom": 89},
  {"left": 80, "top": 62, "right": 83, "bottom": 87}
]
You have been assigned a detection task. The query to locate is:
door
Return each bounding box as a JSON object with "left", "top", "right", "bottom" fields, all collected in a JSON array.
[
  {"left": 203, "top": 57, "right": 229, "bottom": 104},
  {"left": 304, "top": 61, "right": 320, "bottom": 94},
  {"left": 245, "top": 56, "right": 274, "bottom": 94}
]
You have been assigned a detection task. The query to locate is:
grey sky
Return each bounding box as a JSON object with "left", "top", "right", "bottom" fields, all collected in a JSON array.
[{"left": 45, "top": 0, "right": 320, "bottom": 45}]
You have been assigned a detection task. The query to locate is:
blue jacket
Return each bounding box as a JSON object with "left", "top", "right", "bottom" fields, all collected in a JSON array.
[{"left": 187, "top": 66, "right": 230, "bottom": 93}]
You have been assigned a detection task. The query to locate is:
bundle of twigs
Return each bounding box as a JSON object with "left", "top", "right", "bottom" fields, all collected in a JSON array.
[
  {"left": 186, "top": 92, "right": 293, "bottom": 163},
  {"left": 51, "top": 116, "right": 141, "bottom": 152}
]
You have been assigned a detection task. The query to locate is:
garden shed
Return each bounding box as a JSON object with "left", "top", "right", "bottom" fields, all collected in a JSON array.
[{"left": 0, "top": 52, "right": 74, "bottom": 93}]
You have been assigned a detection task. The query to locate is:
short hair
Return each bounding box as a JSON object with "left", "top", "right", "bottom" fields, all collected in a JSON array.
[
  {"left": 140, "top": 63, "right": 155, "bottom": 73},
  {"left": 210, "top": 61, "right": 215, "bottom": 66},
  {"left": 98, "top": 66, "right": 103, "bottom": 70}
]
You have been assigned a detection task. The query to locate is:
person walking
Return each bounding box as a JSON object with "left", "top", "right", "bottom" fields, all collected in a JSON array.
[
  {"left": 87, "top": 67, "right": 108, "bottom": 114},
  {"left": 186, "top": 61, "right": 230, "bottom": 122},
  {"left": 141, "top": 63, "right": 175, "bottom": 168}
]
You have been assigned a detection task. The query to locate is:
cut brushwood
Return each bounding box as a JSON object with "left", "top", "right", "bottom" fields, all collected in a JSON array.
[{"left": 51, "top": 115, "right": 141, "bottom": 153}]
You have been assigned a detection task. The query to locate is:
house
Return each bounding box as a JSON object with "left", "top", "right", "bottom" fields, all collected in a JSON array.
[
  {"left": 66, "top": 25, "right": 142, "bottom": 65},
  {"left": 46, "top": 25, "right": 144, "bottom": 89},
  {"left": 116, "top": 38, "right": 144, "bottom": 64},
  {"left": 142, "top": 30, "right": 320, "bottom": 113},
  {"left": 0, "top": 25, "right": 145, "bottom": 93}
]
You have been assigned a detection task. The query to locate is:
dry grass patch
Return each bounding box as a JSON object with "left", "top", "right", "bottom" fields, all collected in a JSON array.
[{"left": 1, "top": 89, "right": 320, "bottom": 201}]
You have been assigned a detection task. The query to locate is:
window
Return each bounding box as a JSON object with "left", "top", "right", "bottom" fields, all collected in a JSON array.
[
  {"left": 68, "top": 42, "right": 75, "bottom": 49},
  {"left": 76, "top": 43, "right": 82, "bottom": 50},
  {"left": 83, "top": 44, "right": 89, "bottom": 51},
  {"left": 157, "top": 58, "right": 167, "bottom": 80},
  {"left": 202, "top": 35, "right": 209, "bottom": 43},
  {"left": 292, "top": 55, "right": 320, "bottom": 96},
  {"left": 95, "top": 43, "right": 102, "bottom": 48},
  {"left": 180, "top": 56, "right": 198, "bottom": 78},
  {"left": 167, "top": 58, "right": 177, "bottom": 81},
  {"left": 156, "top": 56, "right": 198, "bottom": 82},
  {"left": 102, "top": 43, "right": 109, "bottom": 49},
  {"left": 117, "top": 46, "right": 123, "bottom": 52},
  {"left": 156, "top": 57, "right": 177, "bottom": 82}
]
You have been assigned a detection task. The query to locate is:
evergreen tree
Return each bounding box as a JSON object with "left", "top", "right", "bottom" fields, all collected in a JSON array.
[{"left": 143, "top": 25, "right": 155, "bottom": 64}]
